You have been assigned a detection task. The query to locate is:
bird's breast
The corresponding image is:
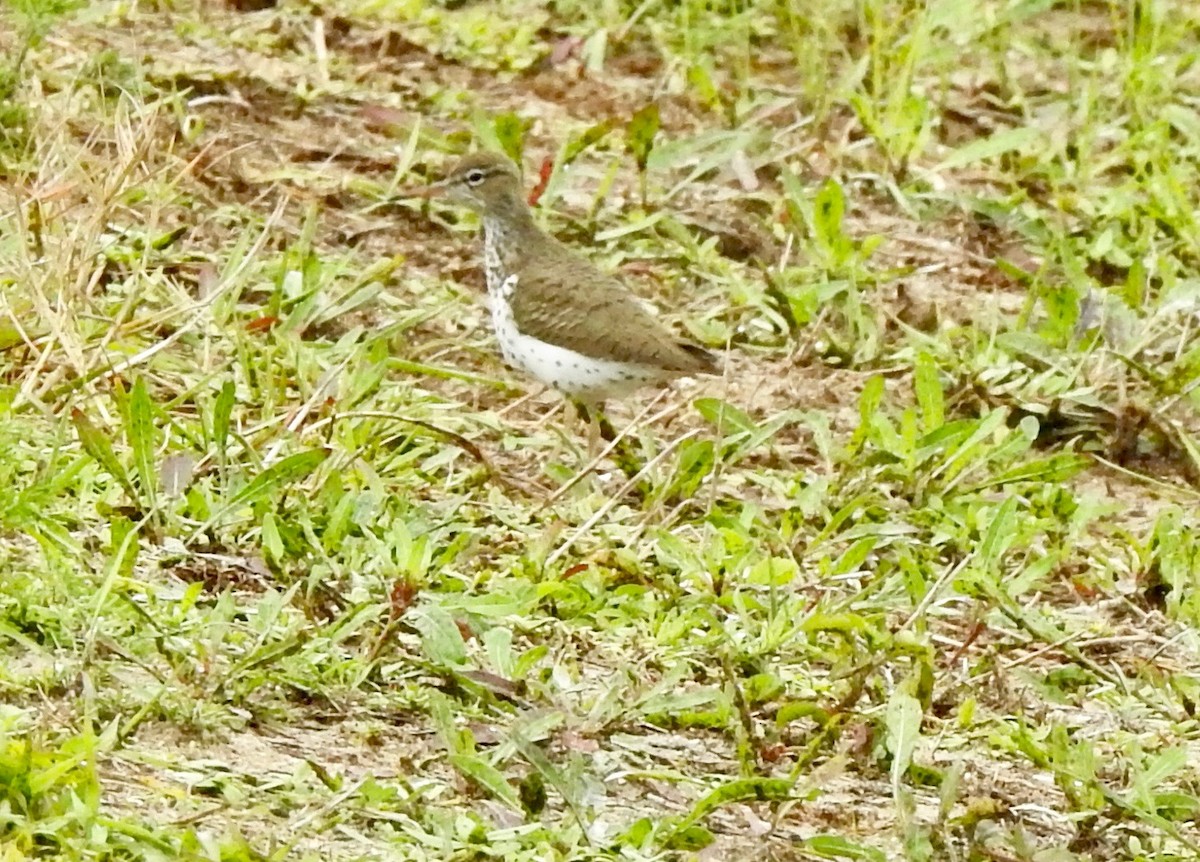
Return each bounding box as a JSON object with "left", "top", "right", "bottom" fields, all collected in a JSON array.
[{"left": 482, "top": 236, "right": 512, "bottom": 300}]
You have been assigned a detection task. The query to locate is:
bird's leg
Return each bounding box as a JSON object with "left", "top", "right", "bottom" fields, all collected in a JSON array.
[
  {"left": 594, "top": 410, "right": 621, "bottom": 446},
  {"left": 571, "top": 398, "right": 646, "bottom": 484},
  {"left": 571, "top": 398, "right": 604, "bottom": 459}
]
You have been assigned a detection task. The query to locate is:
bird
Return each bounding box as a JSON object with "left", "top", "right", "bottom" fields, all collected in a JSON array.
[{"left": 411, "top": 151, "right": 719, "bottom": 424}]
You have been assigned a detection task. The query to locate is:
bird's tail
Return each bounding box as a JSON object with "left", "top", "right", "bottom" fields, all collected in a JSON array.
[{"left": 679, "top": 342, "right": 721, "bottom": 374}]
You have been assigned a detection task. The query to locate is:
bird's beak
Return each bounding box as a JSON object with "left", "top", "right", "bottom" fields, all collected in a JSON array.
[{"left": 406, "top": 180, "right": 447, "bottom": 200}]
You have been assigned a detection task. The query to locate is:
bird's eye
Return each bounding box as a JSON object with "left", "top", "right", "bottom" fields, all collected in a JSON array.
[{"left": 466, "top": 169, "right": 486, "bottom": 186}]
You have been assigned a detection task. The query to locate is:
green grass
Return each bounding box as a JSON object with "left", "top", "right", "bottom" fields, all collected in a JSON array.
[{"left": 2, "top": 0, "right": 1200, "bottom": 859}]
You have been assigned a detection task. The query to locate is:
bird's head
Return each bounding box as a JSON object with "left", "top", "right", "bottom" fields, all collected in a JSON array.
[{"left": 414, "top": 151, "right": 524, "bottom": 214}]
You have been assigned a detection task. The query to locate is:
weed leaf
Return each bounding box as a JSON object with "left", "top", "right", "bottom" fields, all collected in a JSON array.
[
  {"left": 128, "top": 376, "right": 157, "bottom": 510},
  {"left": 886, "top": 690, "right": 922, "bottom": 792},
  {"left": 227, "top": 449, "right": 328, "bottom": 510},
  {"left": 626, "top": 102, "right": 660, "bottom": 172},
  {"left": 71, "top": 408, "right": 136, "bottom": 502},
  {"left": 213, "top": 378, "right": 236, "bottom": 458}
]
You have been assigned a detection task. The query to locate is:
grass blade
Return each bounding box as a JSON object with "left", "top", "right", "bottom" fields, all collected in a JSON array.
[{"left": 128, "top": 376, "right": 157, "bottom": 512}]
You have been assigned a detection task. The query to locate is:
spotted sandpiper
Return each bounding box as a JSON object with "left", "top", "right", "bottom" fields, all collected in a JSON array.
[{"left": 413, "top": 151, "right": 719, "bottom": 416}]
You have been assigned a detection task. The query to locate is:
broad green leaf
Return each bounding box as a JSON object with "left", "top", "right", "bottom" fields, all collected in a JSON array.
[
  {"left": 561, "top": 119, "right": 613, "bottom": 165},
  {"left": 869, "top": 410, "right": 904, "bottom": 458},
  {"left": 626, "top": 102, "right": 660, "bottom": 171},
  {"left": 686, "top": 62, "right": 723, "bottom": 114},
  {"left": 261, "top": 510, "right": 284, "bottom": 562},
  {"left": 315, "top": 281, "right": 383, "bottom": 326},
  {"left": 915, "top": 418, "right": 977, "bottom": 460},
  {"left": 492, "top": 112, "right": 526, "bottom": 165},
  {"left": 978, "top": 494, "right": 1019, "bottom": 569},
  {"left": 213, "top": 378, "right": 235, "bottom": 458},
  {"left": 803, "top": 834, "right": 888, "bottom": 862},
  {"left": 110, "top": 514, "right": 139, "bottom": 579},
  {"left": 812, "top": 493, "right": 875, "bottom": 544},
  {"left": 619, "top": 818, "right": 654, "bottom": 846},
  {"left": 428, "top": 691, "right": 466, "bottom": 755},
  {"left": 694, "top": 397, "right": 757, "bottom": 435},
  {"left": 913, "top": 352, "right": 943, "bottom": 431},
  {"left": 449, "top": 753, "right": 521, "bottom": 810},
  {"left": 411, "top": 604, "right": 467, "bottom": 667},
  {"left": 858, "top": 374, "right": 885, "bottom": 425},
  {"left": 440, "top": 588, "right": 538, "bottom": 618},
  {"left": 812, "top": 178, "right": 853, "bottom": 265},
  {"left": 227, "top": 449, "right": 328, "bottom": 510},
  {"left": 969, "top": 453, "right": 1088, "bottom": 490},
  {"left": 746, "top": 554, "right": 798, "bottom": 586},
  {"left": 832, "top": 536, "right": 876, "bottom": 576},
  {"left": 663, "top": 825, "right": 714, "bottom": 851},
  {"left": 640, "top": 686, "right": 721, "bottom": 715},
  {"left": 1007, "top": 552, "right": 1057, "bottom": 596},
  {"left": 776, "top": 701, "right": 831, "bottom": 727},
  {"left": 813, "top": 178, "right": 845, "bottom": 246},
  {"left": 900, "top": 407, "right": 918, "bottom": 471},
  {"left": 744, "top": 672, "right": 784, "bottom": 704},
  {"left": 391, "top": 519, "right": 431, "bottom": 579},
  {"left": 1131, "top": 748, "right": 1188, "bottom": 806},
  {"left": 1038, "top": 283, "right": 1081, "bottom": 345},
  {"left": 669, "top": 777, "right": 792, "bottom": 838},
  {"left": 483, "top": 627, "right": 515, "bottom": 677},
  {"left": 801, "top": 613, "right": 869, "bottom": 633},
  {"left": 885, "top": 690, "right": 922, "bottom": 792},
  {"left": 930, "top": 408, "right": 1008, "bottom": 482},
  {"left": 850, "top": 375, "right": 886, "bottom": 452},
  {"left": 0, "top": 322, "right": 23, "bottom": 351},
  {"left": 72, "top": 408, "right": 136, "bottom": 502},
  {"left": 934, "top": 127, "right": 1041, "bottom": 171},
  {"left": 667, "top": 438, "right": 715, "bottom": 498}
]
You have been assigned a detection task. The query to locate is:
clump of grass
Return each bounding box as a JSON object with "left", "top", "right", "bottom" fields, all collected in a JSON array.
[{"left": 0, "top": 0, "right": 78, "bottom": 170}]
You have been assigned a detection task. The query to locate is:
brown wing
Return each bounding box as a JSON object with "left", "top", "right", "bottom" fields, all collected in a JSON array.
[{"left": 508, "top": 240, "right": 718, "bottom": 375}]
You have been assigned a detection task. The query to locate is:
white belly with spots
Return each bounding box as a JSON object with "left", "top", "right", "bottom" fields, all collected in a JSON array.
[{"left": 488, "top": 274, "right": 660, "bottom": 402}]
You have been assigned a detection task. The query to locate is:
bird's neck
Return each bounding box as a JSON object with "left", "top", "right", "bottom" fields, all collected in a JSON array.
[{"left": 481, "top": 195, "right": 542, "bottom": 268}]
